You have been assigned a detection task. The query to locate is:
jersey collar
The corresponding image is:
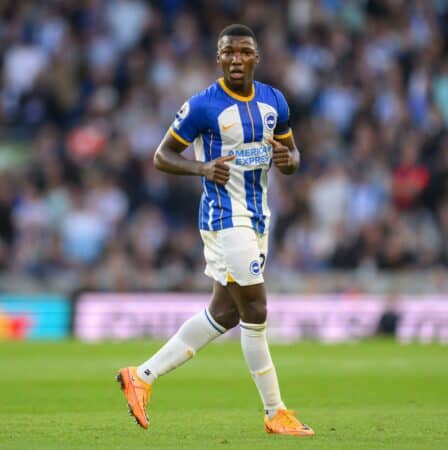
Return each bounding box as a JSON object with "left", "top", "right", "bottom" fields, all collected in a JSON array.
[{"left": 218, "top": 77, "right": 255, "bottom": 102}]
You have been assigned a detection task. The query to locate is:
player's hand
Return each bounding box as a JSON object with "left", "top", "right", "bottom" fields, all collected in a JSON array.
[
  {"left": 267, "top": 137, "right": 299, "bottom": 174},
  {"left": 201, "top": 154, "right": 236, "bottom": 185}
]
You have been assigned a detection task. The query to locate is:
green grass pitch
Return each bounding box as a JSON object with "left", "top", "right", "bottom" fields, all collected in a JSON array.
[{"left": 1, "top": 339, "right": 447, "bottom": 450}]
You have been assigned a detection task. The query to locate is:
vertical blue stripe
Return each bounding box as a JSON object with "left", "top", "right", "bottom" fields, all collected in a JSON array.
[
  {"left": 204, "top": 178, "right": 218, "bottom": 229},
  {"left": 211, "top": 128, "right": 222, "bottom": 161},
  {"left": 209, "top": 130, "right": 225, "bottom": 229},
  {"left": 244, "top": 169, "right": 265, "bottom": 233},
  {"left": 211, "top": 124, "right": 232, "bottom": 230},
  {"left": 203, "top": 133, "right": 213, "bottom": 162},
  {"left": 254, "top": 169, "right": 265, "bottom": 233},
  {"left": 200, "top": 132, "right": 233, "bottom": 231},
  {"left": 249, "top": 102, "right": 264, "bottom": 141},
  {"left": 199, "top": 186, "right": 210, "bottom": 230},
  {"left": 200, "top": 134, "right": 213, "bottom": 230},
  {"left": 237, "top": 103, "right": 253, "bottom": 143},
  {"left": 244, "top": 170, "right": 259, "bottom": 231},
  {"left": 217, "top": 183, "right": 233, "bottom": 228},
  {"left": 198, "top": 190, "right": 204, "bottom": 229}
]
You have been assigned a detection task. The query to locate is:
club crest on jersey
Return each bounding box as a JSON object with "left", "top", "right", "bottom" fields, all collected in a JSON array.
[
  {"left": 250, "top": 260, "right": 261, "bottom": 275},
  {"left": 264, "top": 113, "right": 276, "bottom": 130},
  {"left": 173, "top": 101, "right": 190, "bottom": 129}
]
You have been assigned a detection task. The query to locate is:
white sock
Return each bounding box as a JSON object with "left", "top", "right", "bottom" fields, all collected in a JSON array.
[
  {"left": 137, "top": 308, "right": 225, "bottom": 384},
  {"left": 240, "top": 321, "right": 286, "bottom": 417}
]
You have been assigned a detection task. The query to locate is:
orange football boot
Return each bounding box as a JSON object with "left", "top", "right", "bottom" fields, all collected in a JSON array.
[
  {"left": 116, "top": 367, "right": 152, "bottom": 429},
  {"left": 264, "top": 409, "right": 315, "bottom": 437}
]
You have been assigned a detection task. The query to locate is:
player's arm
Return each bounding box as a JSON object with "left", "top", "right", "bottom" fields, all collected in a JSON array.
[
  {"left": 154, "top": 131, "right": 235, "bottom": 185},
  {"left": 269, "top": 87, "right": 300, "bottom": 175},
  {"left": 267, "top": 133, "right": 300, "bottom": 175}
]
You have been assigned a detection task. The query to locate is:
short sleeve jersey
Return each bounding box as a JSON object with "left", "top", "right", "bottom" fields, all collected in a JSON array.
[{"left": 169, "top": 77, "right": 292, "bottom": 234}]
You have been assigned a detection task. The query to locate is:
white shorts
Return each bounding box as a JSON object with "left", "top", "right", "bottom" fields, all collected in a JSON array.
[{"left": 200, "top": 227, "right": 268, "bottom": 286}]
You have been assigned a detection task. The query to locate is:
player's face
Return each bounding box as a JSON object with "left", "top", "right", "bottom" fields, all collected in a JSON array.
[{"left": 217, "top": 36, "right": 259, "bottom": 91}]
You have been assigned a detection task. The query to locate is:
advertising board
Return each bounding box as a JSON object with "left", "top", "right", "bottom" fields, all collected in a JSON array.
[
  {"left": 0, "top": 294, "right": 71, "bottom": 340},
  {"left": 74, "top": 293, "right": 448, "bottom": 343}
]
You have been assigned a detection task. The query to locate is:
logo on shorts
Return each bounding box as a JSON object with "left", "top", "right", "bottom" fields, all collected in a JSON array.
[
  {"left": 250, "top": 260, "right": 261, "bottom": 275},
  {"left": 264, "top": 113, "right": 276, "bottom": 130}
]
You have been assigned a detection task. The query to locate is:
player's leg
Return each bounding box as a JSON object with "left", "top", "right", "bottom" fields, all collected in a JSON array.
[
  {"left": 117, "top": 281, "right": 239, "bottom": 429},
  {"left": 222, "top": 227, "right": 314, "bottom": 436},
  {"left": 208, "top": 280, "right": 240, "bottom": 329},
  {"left": 221, "top": 227, "right": 286, "bottom": 416},
  {"left": 226, "top": 282, "right": 313, "bottom": 436},
  {"left": 226, "top": 281, "right": 286, "bottom": 414},
  {"left": 136, "top": 281, "right": 238, "bottom": 385}
]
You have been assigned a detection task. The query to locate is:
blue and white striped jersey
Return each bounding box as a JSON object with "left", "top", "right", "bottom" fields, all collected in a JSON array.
[{"left": 169, "top": 77, "right": 292, "bottom": 233}]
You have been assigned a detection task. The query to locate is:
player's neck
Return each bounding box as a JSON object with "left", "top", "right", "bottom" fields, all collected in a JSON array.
[{"left": 222, "top": 77, "right": 254, "bottom": 98}]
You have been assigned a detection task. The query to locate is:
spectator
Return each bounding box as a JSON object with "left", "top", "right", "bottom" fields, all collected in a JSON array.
[
  {"left": 60, "top": 188, "right": 109, "bottom": 264},
  {"left": 392, "top": 135, "right": 429, "bottom": 211}
]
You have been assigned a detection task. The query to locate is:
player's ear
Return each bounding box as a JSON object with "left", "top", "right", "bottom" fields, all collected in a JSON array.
[{"left": 216, "top": 39, "right": 222, "bottom": 64}]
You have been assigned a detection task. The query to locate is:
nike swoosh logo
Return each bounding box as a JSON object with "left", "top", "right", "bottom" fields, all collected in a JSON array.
[{"left": 222, "top": 123, "right": 236, "bottom": 131}]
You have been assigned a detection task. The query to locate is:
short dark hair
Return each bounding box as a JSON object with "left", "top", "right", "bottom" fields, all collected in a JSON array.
[{"left": 218, "top": 24, "right": 256, "bottom": 42}]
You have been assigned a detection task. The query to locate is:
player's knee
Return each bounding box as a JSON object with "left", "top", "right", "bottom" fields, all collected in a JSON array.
[
  {"left": 240, "top": 300, "right": 266, "bottom": 324},
  {"left": 210, "top": 307, "right": 240, "bottom": 330}
]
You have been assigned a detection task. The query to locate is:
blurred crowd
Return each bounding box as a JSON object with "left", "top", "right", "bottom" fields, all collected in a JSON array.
[{"left": 1, "top": 0, "right": 448, "bottom": 292}]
